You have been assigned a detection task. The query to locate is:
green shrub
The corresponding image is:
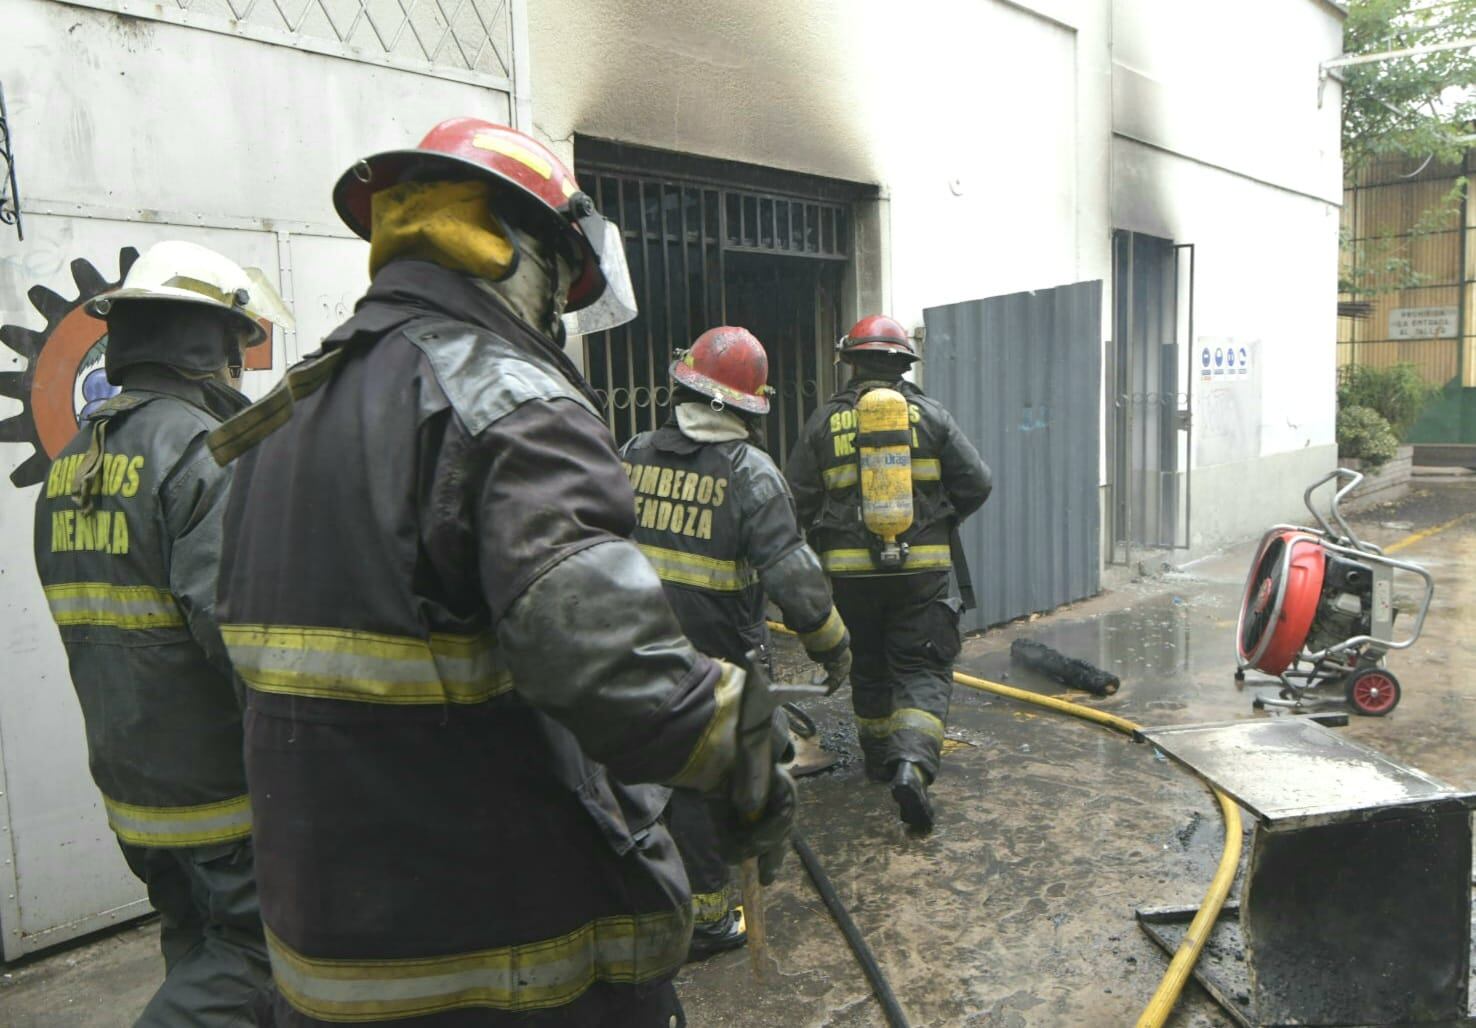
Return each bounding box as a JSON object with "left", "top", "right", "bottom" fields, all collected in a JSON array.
[
  {"left": 1337, "top": 363, "right": 1439, "bottom": 439},
  {"left": 1337, "top": 405, "right": 1398, "bottom": 469}
]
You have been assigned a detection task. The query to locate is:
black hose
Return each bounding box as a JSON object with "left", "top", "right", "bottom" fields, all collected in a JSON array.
[
  {"left": 783, "top": 702, "right": 818, "bottom": 739},
  {"left": 791, "top": 833, "right": 911, "bottom": 1028}
]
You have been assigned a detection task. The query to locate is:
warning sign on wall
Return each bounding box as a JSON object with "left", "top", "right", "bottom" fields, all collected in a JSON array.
[{"left": 1389, "top": 306, "right": 1458, "bottom": 340}]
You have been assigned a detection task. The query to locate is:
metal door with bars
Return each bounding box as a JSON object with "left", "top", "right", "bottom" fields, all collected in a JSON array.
[
  {"left": 1108, "top": 231, "right": 1195, "bottom": 562},
  {"left": 574, "top": 140, "right": 862, "bottom": 461}
]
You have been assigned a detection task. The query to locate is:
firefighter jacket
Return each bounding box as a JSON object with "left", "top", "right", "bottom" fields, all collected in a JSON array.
[
  {"left": 619, "top": 415, "right": 849, "bottom": 668},
  {"left": 32, "top": 369, "right": 252, "bottom": 849},
  {"left": 786, "top": 379, "right": 993, "bottom": 576},
  {"left": 209, "top": 260, "right": 742, "bottom": 1025}
]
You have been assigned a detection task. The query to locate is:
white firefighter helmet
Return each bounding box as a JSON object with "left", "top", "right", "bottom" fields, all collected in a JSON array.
[{"left": 84, "top": 240, "right": 295, "bottom": 345}]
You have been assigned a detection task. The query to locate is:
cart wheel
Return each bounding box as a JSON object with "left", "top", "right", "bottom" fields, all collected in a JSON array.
[{"left": 1345, "top": 668, "right": 1401, "bottom": 717}]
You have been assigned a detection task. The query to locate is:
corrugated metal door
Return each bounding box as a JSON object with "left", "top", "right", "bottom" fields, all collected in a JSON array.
[{"left": 923, "top": 281, "right": 1102, "bottom": 631}]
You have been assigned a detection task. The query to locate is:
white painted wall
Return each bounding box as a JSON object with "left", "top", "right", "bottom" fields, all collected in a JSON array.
[
  {"left": 0, "top": 0, "right": 515, "bottom": 957},
  {"left": 1110, "top": 0, "right": 1345, "bottom": 549}
]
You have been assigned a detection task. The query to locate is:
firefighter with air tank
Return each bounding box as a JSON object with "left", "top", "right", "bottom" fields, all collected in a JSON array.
[
  {"left": 786, "top": 315, "right": 992, "bottom": 834},
  {"left": 32, "top": 241, "right": 293, "bottom": 1024},
  {"left": 620, "top": 326, "right": 851, "bottom": 960}
]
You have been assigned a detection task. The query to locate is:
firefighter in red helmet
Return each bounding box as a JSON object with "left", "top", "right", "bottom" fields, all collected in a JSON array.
[
  {"left": 621, "top": 326, "right": 851, "bottom": 959},
  {"left": 209, "top": 119, "right": 794, "bottom": 1026},
  {"left": 786, "top": 315, "right": 992, "bottom": 834}
]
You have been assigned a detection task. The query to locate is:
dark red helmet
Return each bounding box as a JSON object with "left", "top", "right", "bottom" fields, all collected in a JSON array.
[
  {"left": 840, "top": 314, "right": 917, "bottom": 361},
  {"left": 670, "top": 326, "right": 771, "bottom": 414},
  {"left": 333, "top": 118, "right": 611, "bottom": 315}
]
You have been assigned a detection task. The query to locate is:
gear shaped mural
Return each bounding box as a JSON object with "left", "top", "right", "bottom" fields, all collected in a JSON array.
[{"left": 1, "top": 248, "right": 138, "bottom": 488}]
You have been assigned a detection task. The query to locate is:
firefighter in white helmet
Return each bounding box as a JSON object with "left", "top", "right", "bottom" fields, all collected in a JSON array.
[
  {"left": 32, "top": 240, "right": 292, "bottom": 1023},
  {"left": 786, "top": 315, "right": 992, "bottom": 834}
]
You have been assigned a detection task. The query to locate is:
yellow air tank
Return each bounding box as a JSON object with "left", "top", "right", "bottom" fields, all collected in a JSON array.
[{"left": 856, "top": 387, "right": 914, "bottom": 568}]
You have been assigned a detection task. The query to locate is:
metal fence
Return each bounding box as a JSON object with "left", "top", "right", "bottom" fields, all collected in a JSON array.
[
  {"left": 924, "top": 280, "right": 1103, "bottom": 631},
  {"left": 574, "top": 149, "right": 850, "bottom": 455}
]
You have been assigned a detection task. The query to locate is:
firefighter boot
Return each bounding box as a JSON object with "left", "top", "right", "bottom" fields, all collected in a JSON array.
[
  {"left": 687, "top": 907, "right": 747, "bottom": 962},
  {"left": 891, "top": 760, "right": 934, "bottom": 834}
]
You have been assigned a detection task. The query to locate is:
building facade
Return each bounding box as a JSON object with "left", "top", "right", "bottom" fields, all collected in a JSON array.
[
  {"left": 0, "top": 0, "right": 1343, "bottom": 956},
  {"left": 1339, "top": 151, "right": 1476, "bottom": 444}
]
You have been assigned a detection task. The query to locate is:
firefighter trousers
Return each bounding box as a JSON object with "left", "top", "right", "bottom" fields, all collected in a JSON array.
[
  {"left": 830, "top": 570, "right": 962, "bottom": 781},
  {"left": 666, "top": 788, "right": 733, "bottom": 929},
  {"left": 120, "top": 837, "right": 270, "bottom": 1027}
]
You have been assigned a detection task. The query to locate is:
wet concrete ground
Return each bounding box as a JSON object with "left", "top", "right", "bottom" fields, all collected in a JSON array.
[
  {"left": 676, "top": 476, "right": 1476, "bottom": 1027},
  {"left": 3, "top": 477, "right": 1473, "bottom": 1026}
]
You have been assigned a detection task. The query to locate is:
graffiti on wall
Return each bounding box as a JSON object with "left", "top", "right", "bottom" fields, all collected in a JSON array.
[{"left": 0, "top": 248, "right": 272, "bottom": 487}]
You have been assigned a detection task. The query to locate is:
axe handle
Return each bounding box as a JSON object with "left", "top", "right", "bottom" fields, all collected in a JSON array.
[{"left": 739, "top": 857, "right": 767, "bottom": 982}]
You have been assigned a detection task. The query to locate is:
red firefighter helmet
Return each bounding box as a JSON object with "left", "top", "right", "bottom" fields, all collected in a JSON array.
[
  {"left": 839, "top": 314, "right": 917, "bottom": 361},
  {"left": 670, "top": 326, "right": 772, "bottom": 414},
  {"left": 332, "top": 118, "right": 627, "bottom": 322}
]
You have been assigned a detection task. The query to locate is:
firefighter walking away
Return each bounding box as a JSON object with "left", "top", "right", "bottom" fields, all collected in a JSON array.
[
  {"left": 31, "top": 241, "right": 292, "bottom": 1024},
  {"left": 209, "top": 118, "right": 794, "bottom": 1026},
  {"left": 621, "top": 326, "right": 851, "bottom": 960},
  {"left": 786, "top": 315, "right": 992, "bottom": 834}
]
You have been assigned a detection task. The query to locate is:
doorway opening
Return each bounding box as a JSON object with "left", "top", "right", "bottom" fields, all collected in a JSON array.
[{"left": 574, "top": 138, "right": 873, "bottom": 462}]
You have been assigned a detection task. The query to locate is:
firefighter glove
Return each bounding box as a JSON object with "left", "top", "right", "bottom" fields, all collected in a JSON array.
[
  {"left": 822, "top": 647, "right": 853, "bottom": 696},
  {"left": 710, "top": 765, "right": 796, "bottom": 885}
]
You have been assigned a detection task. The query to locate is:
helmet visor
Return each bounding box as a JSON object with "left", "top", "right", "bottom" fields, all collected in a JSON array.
[{"left": 562, "top": 213, "right": 638, "bottom": 337}]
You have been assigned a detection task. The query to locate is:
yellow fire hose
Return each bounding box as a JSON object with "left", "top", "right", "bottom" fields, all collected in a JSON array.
[{"left": 769, "top": 622, "right": 1242, "bottom": 1028}]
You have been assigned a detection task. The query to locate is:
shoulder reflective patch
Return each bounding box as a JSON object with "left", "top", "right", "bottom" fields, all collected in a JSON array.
[
  {"left": 634, "top": 544, "right": 756, "bottom": 593},
  {"left": 44, "top": 582, "right": 184, "bottom": 630},
  {"left": 221, "top": 624, "right": 511, "bottom": 705},
  {"left": 104, "top": 793, "right": 251, "bottom": 847},
  {"left": 265, "top": 907, "right": 690, "bottom": 1020},
  {"left": 209, "top": 349, "right": 345, "bottom": 465},
  {"left": 408, "top": 325, "right": 596, "bottom": 436}
]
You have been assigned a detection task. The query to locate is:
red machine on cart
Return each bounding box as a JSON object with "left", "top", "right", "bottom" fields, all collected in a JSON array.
[{"left": 1235, "top": 469, "right": 1435, "bottom": 716}]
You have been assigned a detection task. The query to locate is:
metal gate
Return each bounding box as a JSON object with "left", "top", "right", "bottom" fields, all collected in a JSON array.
[
  {"left": 574, "top": 141, "right": 854, "bottom": 459},
  {"left": 924, "top": 280, "right": 1103, "bottom": 631},
  {"left": 1108, "top": 231, "right": 1195, "bottom": 561}
]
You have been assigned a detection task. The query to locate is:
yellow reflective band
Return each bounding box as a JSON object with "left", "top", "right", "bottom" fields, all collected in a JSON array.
[
  {"left": 103, "top": 794, "right": 251, "bottom": 847},
  {"left": 44, "top": 582, "right": 184, "bottom": 630},
  {"left": 222, "top": 624, "right": 512, "bottom": 706},
  {"left": 825, "top": 459, "right": 937, "bottom": 489},
  {"left": 820, "top": 545, "right": 952, "bottom": 574},
  {"left": 470, "top": 132, "right": 553, "bottom": 179},
  {"left": 636, "top": 544, "right": 758, "bottom": 593},
  {"left": 265, "top": 908, "right": 690, "bottom": 1021},
  {"left": 890, "top": 707, "right": 946, "bottom": 742},
  {"left": 691, "top": 888, "right": 734, "bottom": 926},
  {"left": 854, "top": 708, "right": 946, "bottom": 743},
  {"left": 798, "top": 608, "right": 847, "bottom": 654},
  {"left": 669, "top": 662, "right": 743, "bottom": 793},
  {"left": 822, "top": 464, "right": 858, "bottom": 489},
  {"left": 208, "top": 349, "right": 344, "bottom": 465}
]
